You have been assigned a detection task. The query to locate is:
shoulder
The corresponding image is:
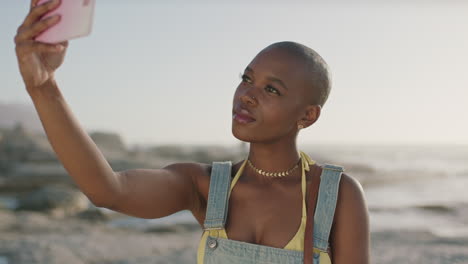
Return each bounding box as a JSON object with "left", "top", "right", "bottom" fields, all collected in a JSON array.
[
  {"left": 334, "top": 172, "right": 368, "bottom": 227},
  {"left": 337, "top": 172, "right": 366, "bottom": 205},
  {"left": 166, "top": 160, "right": 239, "bottom": 178},
  {"left": 162, "top": 162, "right": 211, "bottom": 195},
  {"left": 189, "top": 160, "right": 244, "bottom": 203},
  {"left": 163, "top": 162, "right": 212, "bottom": 197},
  {"left": 308, "top": 165, "right": 366, "bottom": 216},
  {"left": 330, "top": 171, "right": 370, "bottom": 263},
  {"left": 167, "top": 161, "right": 242, "bottom": 226},
  {"left": 163, "top": 161, "right": 211, "bottom": 174}
]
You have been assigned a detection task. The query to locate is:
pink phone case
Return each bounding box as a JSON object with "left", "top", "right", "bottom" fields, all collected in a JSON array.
[{"left": 35, "top": 0, "right": 95, "bottom": 44}]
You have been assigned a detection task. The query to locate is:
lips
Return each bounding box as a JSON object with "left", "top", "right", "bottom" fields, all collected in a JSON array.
[{"left": 232, "top": 107, "right": 256, "bottom": 124}]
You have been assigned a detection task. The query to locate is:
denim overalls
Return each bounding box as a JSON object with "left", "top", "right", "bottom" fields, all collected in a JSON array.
[{"left": 197, "top": 156, "right": 344, "bottom": 264}]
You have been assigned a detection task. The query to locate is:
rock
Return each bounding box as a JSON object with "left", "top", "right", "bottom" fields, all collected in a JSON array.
[
  {"left": 0, "top": 211, "right": 15, "bottom": 231},
  {"left": 0, "top": 163, "right": 73, "bottom": 192},
  {"left": 75, "top": 208, "right": 110, "bottom": 222},
  {"left": 16, "top": 185, "right": 89, "bottom": 216},
  {"left": 0, "top": 123, "right": 55, "bottom": 163},
  {"left": 90, "top": 131, "right": 128, "bottom": 160},
  {"left": 146, "top": 144, "right": 245, "bottom": 164},
  {"left": 0, "top": 195, "right": 18, "bottom": 210},
  {"left": 11, "top": 211, "right": 51, "bottom": 232},
  {"left": 3, "top": 241, "right": 85, "bottom": 264}
]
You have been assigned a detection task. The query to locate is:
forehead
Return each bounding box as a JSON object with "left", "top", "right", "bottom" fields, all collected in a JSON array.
[{"left": 247, "top": 47, "right": 310, "bottom": 91}]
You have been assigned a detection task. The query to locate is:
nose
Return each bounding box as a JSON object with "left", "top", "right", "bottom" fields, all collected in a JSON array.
[{"left": 240, "top": 90, "right": 258, "bottom": 106}]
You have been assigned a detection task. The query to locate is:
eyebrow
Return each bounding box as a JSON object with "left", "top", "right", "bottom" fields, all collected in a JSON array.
[{"left": 245, "top": 67, "right": 289, "bottom": 90}]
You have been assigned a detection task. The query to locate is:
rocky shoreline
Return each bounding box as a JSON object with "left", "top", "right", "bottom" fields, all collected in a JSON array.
[{"left": 0, "top": 124, "right": 244, "bottom": 263}]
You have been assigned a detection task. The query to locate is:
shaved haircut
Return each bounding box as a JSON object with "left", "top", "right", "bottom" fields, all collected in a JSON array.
[{"left": 264, "top": 41, "right": 331, "bottom": 108}]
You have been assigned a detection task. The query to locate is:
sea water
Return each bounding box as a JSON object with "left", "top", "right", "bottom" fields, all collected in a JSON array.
[
  {"left": 308, "top": 144, "right": 468, "bottom": 238},
  {"left": 0, "top": 256, "right": 9, "bottom": 264}
]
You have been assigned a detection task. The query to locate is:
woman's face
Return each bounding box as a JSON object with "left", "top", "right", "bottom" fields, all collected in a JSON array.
[{"left": 232, "top": 47, "right": 314, "bottom": 143}]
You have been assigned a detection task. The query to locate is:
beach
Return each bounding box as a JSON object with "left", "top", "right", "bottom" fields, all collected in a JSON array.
[
  {"left": 1, "top": 209, "right": 468, "bottom": 264},
  {"left": 1, "top": 126, "right": 467, "bottom": 263}
]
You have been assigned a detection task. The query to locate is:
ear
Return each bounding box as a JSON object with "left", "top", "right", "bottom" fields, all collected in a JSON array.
[{"left": 298, "top": 105, "right": 321, "bottom": 129}]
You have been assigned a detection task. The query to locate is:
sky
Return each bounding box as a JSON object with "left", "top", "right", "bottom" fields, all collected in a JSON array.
[{"left": 2, "top": 1, "right": 468, "bottom": 146}]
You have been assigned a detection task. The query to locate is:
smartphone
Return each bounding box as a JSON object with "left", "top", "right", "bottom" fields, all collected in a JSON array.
[{"left": 34, "top": 0, "right": 96, "bottom": 44}]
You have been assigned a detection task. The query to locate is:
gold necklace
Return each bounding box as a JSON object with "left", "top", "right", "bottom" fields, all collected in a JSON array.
[{"left": 247, "top": 158, "right": 301, "bottom": 177}]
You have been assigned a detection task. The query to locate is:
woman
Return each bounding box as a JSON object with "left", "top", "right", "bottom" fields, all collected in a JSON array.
[{"left": 14, "top": 0, "right": 370, "bottom": 263}]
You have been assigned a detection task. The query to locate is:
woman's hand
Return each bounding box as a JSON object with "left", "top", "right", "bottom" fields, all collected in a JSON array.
[{"left": 14, "top": 0, "right": 69, "bottom": 92}]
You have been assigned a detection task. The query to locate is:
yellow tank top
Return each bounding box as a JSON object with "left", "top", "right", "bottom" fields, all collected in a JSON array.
[{"left": 197, "top": 151, "right": 332, "bottom": 264}]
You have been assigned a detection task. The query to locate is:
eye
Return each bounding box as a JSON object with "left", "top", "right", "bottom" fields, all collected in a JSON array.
[
  {"left": 239, "top": 73, "right": 253, "bottom": 84},
  {"left": 265, "top": 85, "right": 281, "bottom": 95}
]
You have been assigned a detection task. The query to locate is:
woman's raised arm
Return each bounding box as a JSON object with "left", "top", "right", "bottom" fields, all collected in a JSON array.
[{"left": 13, "top": 0, "right": 202, "bottom": 219}]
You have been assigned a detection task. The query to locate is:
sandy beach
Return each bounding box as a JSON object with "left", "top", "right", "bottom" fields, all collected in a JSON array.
[
  {"left": 1, "top": 210, "right": 467, "bottom": 264},
  {"left": 0, "top": 210, "right": 200, "bottom": 264}
]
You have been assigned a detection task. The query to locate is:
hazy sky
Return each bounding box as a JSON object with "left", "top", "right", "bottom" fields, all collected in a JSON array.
[{"left": 2, "top": 1, "right": 467, "bottom": 146}]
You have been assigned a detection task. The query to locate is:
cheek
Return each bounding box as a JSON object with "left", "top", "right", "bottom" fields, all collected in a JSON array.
[
  {"left": 263, "top": 104, "right": 297, "bottom": 128},
  {"left": 232, "top": 85, "right": 243, "bottom": 102}
]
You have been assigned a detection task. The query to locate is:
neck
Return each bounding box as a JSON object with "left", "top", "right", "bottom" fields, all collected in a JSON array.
[{"left": 245, "top": 138, "right": 301, "bottom": 182}]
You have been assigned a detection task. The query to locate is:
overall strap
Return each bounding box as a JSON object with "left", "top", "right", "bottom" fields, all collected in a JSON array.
[
  {"left": 203, "top": 161, "right": 232, "bottom": 230},
  {"left": 313, "top": 164, "right": 344, "bottom": 251},
  {"left": 303, "top": 167, "right": 321, "bottom": 264}
]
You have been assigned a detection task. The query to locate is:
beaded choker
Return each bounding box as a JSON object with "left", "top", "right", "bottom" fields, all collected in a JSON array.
[{"left": 246, "top": 158, "right": 301, "bottom": 177}]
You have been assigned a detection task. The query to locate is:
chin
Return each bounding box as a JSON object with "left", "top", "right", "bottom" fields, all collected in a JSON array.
[
  {"left": 232, "top": 126, "right": 249, "bottom": 142},
  {"left": 232, "top": 122, "right": 295, "bottom": 145},
  {"left": 231, "top": 124, "right": 273, "bottom": 144},
  {"left": 231, "top": 124, "right": 256, "bottom": 143}
]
